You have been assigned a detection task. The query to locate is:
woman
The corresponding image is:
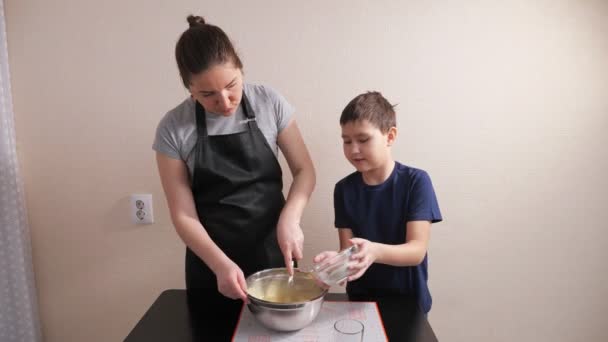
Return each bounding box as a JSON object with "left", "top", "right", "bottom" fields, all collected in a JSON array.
[{"left": 153, "top": 15, "right": 315, "bottom": 309}]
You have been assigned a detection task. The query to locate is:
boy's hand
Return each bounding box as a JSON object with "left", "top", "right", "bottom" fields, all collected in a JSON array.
[
  {"left": 312, "top": 250, "right": 338, "bottom": 264},
  {"left": 347, "top": 238, "right": 378, "bottom": 282},
  {"left": 277, "top": 219, "right": 304, "bottom": 275},
  {"left": 214, "top": 259, "right": 249, "bottom": 302}
]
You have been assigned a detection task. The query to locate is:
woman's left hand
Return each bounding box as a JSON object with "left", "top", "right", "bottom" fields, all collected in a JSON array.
[
  {"left": 347, "top": 238, "right": 378, "bottom": 282},
  {"left": 277, "top": 218, "right": 304, "bottom": 275}
]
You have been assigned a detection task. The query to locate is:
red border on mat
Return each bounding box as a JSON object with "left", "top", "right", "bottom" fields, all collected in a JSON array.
[{"left": 231, "top": 302, "right": 246, "bottom": 342}]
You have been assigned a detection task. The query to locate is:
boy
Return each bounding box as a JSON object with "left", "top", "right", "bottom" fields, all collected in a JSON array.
[{"left": 314, "top": 91, "right": 442, "bottom": 314}]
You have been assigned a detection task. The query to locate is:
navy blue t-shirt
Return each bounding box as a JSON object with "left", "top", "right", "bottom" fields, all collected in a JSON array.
[{"left": 334, "top": 162, "right": 442, "bottom": 313}]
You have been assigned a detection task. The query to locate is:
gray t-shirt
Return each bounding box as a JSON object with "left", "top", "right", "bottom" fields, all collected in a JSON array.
[{"left": 153, "top": 83, "right": 294, "bottom": 181}]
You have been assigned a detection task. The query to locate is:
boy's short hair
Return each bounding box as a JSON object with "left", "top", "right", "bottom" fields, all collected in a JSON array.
[{"left": 340, "top": 91, "right": 396, "bottom": 133}]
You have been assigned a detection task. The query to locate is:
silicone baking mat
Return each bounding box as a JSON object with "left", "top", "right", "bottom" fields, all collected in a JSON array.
[{"left": 232, "top": 300, "right": 387, "bottom": 341}]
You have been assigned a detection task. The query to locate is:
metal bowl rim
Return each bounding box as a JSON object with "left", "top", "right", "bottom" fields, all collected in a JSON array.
[
  {"left": 245, "top": 267, "right": 328, "bottom": 306},
  {"left": 247, "top": 289, "right": 327, "bottom": 309}
]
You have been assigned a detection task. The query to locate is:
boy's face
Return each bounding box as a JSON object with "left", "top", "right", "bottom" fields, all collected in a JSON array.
[{"left": 341, "top": 119, "right": 396, "bottom": 173}]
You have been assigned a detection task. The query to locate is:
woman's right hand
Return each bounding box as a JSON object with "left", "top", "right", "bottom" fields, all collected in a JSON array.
[{"left": 215, "top": 259, "right": 249, "bottom": 302}]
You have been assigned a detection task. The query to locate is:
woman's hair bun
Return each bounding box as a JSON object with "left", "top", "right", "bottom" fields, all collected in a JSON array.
[{"left": 187, "top": 15, "right": 205, "bottom": 28}]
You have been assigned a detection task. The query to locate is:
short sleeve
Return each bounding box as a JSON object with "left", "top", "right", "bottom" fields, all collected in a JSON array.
[
  {"left": 152, "top": 114, "right": 181, "bottom": 160},
  {"left": 406, "top": 171, "right": 443, "bottom": 223},
  {"left": 264, "top": 86, "right": 295, "bottom": 133},
  {"left": 334, "top": 182, "right": 350, "bottom": 228}
]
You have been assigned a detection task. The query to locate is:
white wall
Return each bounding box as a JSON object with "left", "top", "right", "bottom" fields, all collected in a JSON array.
[{"left": 5, "top": 0, "right": 607, "bottom": 341}]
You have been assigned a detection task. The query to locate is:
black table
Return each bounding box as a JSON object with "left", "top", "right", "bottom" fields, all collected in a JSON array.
[{"left": 125, "top": 289, "right": 438, "bottom": 341}]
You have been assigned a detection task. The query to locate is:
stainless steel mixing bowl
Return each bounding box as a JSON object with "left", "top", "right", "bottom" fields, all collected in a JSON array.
[{"left": 245, "top": 267, "right": 327, "bottom": 331}]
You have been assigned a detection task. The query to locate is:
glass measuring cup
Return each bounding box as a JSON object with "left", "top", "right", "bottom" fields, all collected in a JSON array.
[
  {"left": 311, "top": 245, "right": 358, "bottom": 287},
  {"left": 333, "top": 319, "right": 364, "bottom": 341}
]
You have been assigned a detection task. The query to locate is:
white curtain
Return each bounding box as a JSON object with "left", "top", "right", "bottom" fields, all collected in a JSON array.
[{"left": 0, "top": 1, "right": 42, "bottom": 341}]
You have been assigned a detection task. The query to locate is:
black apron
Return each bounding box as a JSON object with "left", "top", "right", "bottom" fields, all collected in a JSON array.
[{"left": 185, "top": 92, "right": 285, "bottom": 308}]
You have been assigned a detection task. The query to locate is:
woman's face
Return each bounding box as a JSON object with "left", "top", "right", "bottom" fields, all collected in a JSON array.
[{"left": 188, "top": 63, "right": 243, "bottom": 116}]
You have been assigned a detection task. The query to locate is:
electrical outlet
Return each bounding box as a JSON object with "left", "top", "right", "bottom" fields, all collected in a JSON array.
[{"left": 130, "top": 194, "right": 154, "bottom": 224}]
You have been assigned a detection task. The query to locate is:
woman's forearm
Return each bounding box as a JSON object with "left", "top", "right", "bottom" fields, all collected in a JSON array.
[
  {"left": 172, "top": 214, "right": 231, "bottom": 273},
  {"left": 279, "top": 165, "right": 315, "bottom": 222}
]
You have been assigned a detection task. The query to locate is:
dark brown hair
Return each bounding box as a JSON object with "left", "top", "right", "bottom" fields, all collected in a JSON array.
[
  {"left": 175, "top": 15, "right": 243, "bottom": 88},
  {"left": 340, "top": 91, "right": 396, "bottom": 133}
]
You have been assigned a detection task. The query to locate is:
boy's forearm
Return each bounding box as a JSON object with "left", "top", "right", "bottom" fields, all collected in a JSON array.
[
  {"left": 338, "top": 229, "right": 354, "bottom": 250},
  {"left": 373, "top": 241, "right": 428, "bottom": 266}
]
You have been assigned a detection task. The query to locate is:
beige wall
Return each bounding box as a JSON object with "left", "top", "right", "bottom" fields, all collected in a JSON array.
[{"left": 5, "top": 0, "right": 607, "bottom": 341}]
